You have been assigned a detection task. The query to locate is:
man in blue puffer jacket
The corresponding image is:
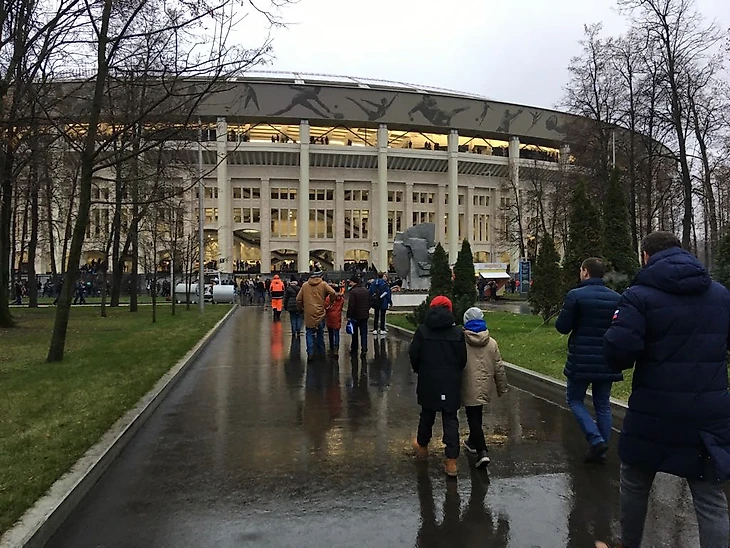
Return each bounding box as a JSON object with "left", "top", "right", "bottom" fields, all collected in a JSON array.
[
  {"left": 556, "top": 257, "right": 621, "bottom": 463},
  {"left": 603, "top": 231, "right": 730, "bottom": 548}
]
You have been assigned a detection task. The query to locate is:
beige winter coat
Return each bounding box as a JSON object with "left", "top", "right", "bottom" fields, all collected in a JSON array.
[
  {"left": 296, "top": 277, "right": 336, "bottom": 328},
  {"left": 462, "top": 329, "right": 509, "bottom": 407}
]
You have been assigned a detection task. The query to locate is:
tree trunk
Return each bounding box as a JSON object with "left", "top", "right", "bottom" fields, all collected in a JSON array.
[
  {"left": 27, "top": 164, "right": 39, "bottom": 307},
  {"left": 110, "top": 165, "right": 124, "bottom": 306},
  {"left": 0, "top": 149, "right": 15, "bottom": 327},
  {"left": 47, "top": 0, "right": 113, "bottom": 362},
  {"left": 45, "top": 164, "right": 58, "bottom": 281}
]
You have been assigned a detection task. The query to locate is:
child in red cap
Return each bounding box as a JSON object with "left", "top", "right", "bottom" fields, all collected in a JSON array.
[{"left": 408, "top": 295, "right": 467, "bottom": 477}]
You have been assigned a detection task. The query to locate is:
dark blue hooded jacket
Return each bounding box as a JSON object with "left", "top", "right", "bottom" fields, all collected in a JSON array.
[
  {"left": 604, "top": 247, "right": 730, "bottom": 480},
  {"left": 555, "top": 278, "right": 622, "bottom": 382}
]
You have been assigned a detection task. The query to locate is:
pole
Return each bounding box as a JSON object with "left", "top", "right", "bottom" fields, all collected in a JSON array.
[{"left": 198, "top": 118, "right": 205, "bottom": 313}]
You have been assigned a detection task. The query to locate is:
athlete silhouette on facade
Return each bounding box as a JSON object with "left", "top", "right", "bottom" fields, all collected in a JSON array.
[{"left": 346, "top": 95, "right": 398, "bottom": 121}]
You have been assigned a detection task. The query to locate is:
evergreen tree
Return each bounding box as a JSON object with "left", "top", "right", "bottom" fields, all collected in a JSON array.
[
  {"left": 453, "top": 239, "right": 477, "bottom": 325},
  {"left": 410, "top": 243, "right": 453, "bottom": 325},
  {"left": 714, "top": 233, "right": 730, "bottom": 290},
  {"left": 428, "top": 242, "right": 453, "bottom": 302},
  {"left": 603, "top": 168, "right": 638, "bottom": 279},
  {"left": 530, "top": 233, "right": 563, "bottom": 322},
  {"left": 564, "top": 180, "right": 603, "bottom": 288}
]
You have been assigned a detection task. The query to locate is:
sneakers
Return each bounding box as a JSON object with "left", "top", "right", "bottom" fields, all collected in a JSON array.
[
  {"left": 585, "top": 442, "right": 609, "bottom": 464},
  {"left": 444, "top": 458, "right": 458, "bottom": 477},
  {"left": 372, "top": 329, "right": 379, "bottom": 335},
  {"left": 412, "top": 438, "right": 429, "bottom": 460},
  {"left": 463, "top": 439, "right": 477, "bottom": 454},
  {"left": 380, "top": 328, "right": 388, "bottom": 334},
  {"left": 475, "top": 451, "right": 491, "bottom": 468}
]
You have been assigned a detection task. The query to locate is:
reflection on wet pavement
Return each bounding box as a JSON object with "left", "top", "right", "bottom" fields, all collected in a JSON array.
[{"left": 46, "top": 307, "right": 714, "bottom": 547}]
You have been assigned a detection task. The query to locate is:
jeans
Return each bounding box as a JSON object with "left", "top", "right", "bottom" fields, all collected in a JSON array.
[
  {"left": 417, "top": 407, "right": 460, "bottom": 459},
  {"left": 465, "top": 405, "right": 487, "bottom": 452},
  {"left": 566, "top": 379, "right": 612, "bottom": 446},
  {"left": 305, "top": 321, "right": 325, "bottom": 356},
  {"left": 290, "top": 312, "right": 303, "bottom": 334},
  {"left": 328, "top": 327, "right": 340, "bottom": 350},
  {"left": 620, "top": 461, "right": 729, "bottom": 548},
  {"left": 349, "top": 318, "right": 369, "bottom": 355},
  {"left": 373, "top": 308, "right": 387, "bottom": 331}
]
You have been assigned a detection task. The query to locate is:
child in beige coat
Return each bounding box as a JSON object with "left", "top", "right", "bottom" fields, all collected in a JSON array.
[{"left": 462, "top": 307, "right": 508, "bottom": 467}]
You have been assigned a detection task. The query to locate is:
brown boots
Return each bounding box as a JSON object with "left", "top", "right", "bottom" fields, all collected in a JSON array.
[
  {"left": 443, "top": 458, "right": 458, "bottom": 477},
  {"left": 412, "top": 439, "right": 459, "bottom": 477},
  {"left": 412, "top": 438, "right": 428, "bottom": 460}
]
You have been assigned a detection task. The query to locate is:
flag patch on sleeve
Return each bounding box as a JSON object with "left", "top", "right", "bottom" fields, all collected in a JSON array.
[{"left": 613, "top": 310, "right": 619, "bottom": 321}]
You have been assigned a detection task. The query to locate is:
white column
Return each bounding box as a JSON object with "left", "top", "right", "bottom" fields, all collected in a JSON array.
[
  {"left": 335, "top": 179, "right": 345, "bottom": 270},
  {"left": 437, "top": 183, "right": 446, "bottom": 247},
  {"left": 376, "top": 124, "right": 389, "bottom": 272},
  {"left": 447, "top": 130, "right": 459, "bottom": 263},
  {"left": 216, "top": 117, "right": 231, "bottom": 273},
  {"left": 404, "top": 182, "right": 414, "bottom": 229},
  {"left": 260, "top": 177, "right": 271, "bottom": 273},
  {"left": 560, "top": 144, "right": 571, "bottom": 168},
  {"left": 467, "top": 185, "right": 475, "bottom": 244},
  {"left": 299, "top": 121, "right": 310, "bottom": 273}
]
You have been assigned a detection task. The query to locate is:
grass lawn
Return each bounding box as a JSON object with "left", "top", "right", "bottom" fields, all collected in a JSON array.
[
  {"left": 12, "top": 295, "right": 166, "bottom": 306},
  {"left": 0, "top": 304, "right": 230, "bottom": 536},
  {"left": 387, "top": 312, "right": 633, "bottom": 402}
]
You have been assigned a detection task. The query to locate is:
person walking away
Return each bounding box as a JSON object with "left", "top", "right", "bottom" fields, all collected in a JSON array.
[
  {"left": 283, "top": 276, "right": 303, "bottom": 336},
  {"left": 325, "top": 283, "right": 345, "bottom": 355},
  {"left": 73, "top": 279, "right": 87, "bottom": 305},
  {"left": 346, "top": 274, "right": 371, "bottom": 357},
  {"left": 409, "top": 296, "right": 467, "bottom": 477},
  {"left": 270, "top": 274, "right": 285, "bottom": 321},
  {"left": 601, "top": 232, "right": 730, "bottom": 548},
  {"left": 296, "top": 268, "right": 336, "bottom": 361},
  {"left": 255, "top": 278, "right": 266, "bottom": 305},
  {"left": 555, "top": 257, "right": 621, "bottom": 464},
  {"left": 370, "top": 272, "right": 392, "bottom": 335},
  {"left": 461, "top": 307, "right": 508, "bottom": 468}
]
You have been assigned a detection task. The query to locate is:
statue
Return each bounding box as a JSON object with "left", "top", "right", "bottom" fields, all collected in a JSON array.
[{"left": 392, "top": 223, "right": 436, "bottom": 290}]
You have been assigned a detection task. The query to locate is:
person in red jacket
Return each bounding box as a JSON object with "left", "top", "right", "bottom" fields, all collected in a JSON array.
[
  {"left": 269, "top": 274, "right": 286, "bottom": 321},
  {"left": 325, "top": 282, "right": 345, "bottom": 355}
]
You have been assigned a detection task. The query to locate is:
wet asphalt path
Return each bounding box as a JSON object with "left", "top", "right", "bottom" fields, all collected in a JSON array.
[{"left": 47, "top": 307, "right": 711, "bottom": 547}]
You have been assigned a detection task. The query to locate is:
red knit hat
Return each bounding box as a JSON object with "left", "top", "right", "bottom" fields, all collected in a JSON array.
[{"left": 430, "top": 295, "right": 453, "bottom": 312}]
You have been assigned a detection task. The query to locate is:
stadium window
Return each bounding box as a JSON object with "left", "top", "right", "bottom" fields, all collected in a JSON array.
[
  {"left": 233, "top": 187, "right": 242, "bottom": 199},
  {"left": 459, "top": 194, "right": 464, "bottom": 206},
  {"left": 204, "top": 208, "right": 218, "bottom": 223},
  {"left": 361, "top": 190, "right": 369, "bottom": 202},
  {"left": 326, "top": 189, "right": 334, "bottom": 201},
  {"left": 271, "top": 188, "right": 279, "bottom": 200},
  {"left": 243, "top": 208, "right": 251, "bottom": 223},
  {"left": 252, "top": 208, "right": 260, "bottom": 223},
  {"left": 345, "top": 190, "right": 353, "bottom": 201},
  {"left": 233, "top": 208, "right": 242, "bottom": 223},
  {"left": 252, "top": 188, "right": 260, "bottom": 199}
]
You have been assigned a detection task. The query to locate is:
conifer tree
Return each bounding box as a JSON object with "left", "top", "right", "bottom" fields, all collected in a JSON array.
[
  {"left": 530, "top": 233, "right": 563, "bottom": 322},
  {"left": 428, "top": 243, "right": 453, "bottom": 302},
  {"left": 714, "top": 233, "right": 730, "bottom": 290},
  {"left": 453, "top": 239, "right": 477, "bottom": 324},
  {"left": 564, "top": 180, "right": 602, "bottom": 288},
  {"left": 603, "top": 168, "right": 638, "bottom": 279},
  {"left": 410, "top": 243, "right": 453, "bottom": 325}
]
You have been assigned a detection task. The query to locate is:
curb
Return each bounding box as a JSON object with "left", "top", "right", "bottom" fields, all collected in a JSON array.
[
  {"left": 386, "top": 322, "right": 628, "bottom": 426},
  {"left": 1, "top": 305, "right": 239, "bottom": 548}
]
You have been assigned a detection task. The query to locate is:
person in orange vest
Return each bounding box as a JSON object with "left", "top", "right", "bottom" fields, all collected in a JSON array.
[
  {"left": 325, "top": 282, "right": 345, "bottom": 355},
  {"left": 270, "top": 274, "right": 286, "bottom": 321}
]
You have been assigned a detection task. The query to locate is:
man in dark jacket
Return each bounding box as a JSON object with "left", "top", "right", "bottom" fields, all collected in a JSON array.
[
  {"left": 603, "top": 232, "right": 730, "bottom": 548},
  {"left": 346, "top": 274, "right": 370, "bottom": 356},
  {"left": 409, "top": 296, "right": 467, "bottom": 477},
  {"left": 556, "top": 257, "right": 621, "bottom": 463},
  {"left": 283, "top": 276, "right": 302, "bottom": 336}
]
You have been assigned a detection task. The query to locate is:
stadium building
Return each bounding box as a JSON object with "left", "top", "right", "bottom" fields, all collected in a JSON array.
[{"left": 66, "top": 72, "right": 579, "bottom": 276}]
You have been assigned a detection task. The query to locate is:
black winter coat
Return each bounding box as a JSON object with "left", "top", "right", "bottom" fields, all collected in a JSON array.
[
  {"left": 346, "top": 285, "right": 370, "bottom": 321},
  {"left": 604, "top": 247, "right": 730, "bottom": 481},
  {"left": 555, "top": 278, "right": 622, "bottom": 382},
  {"left": 283, "top": 284, "right": 300, "bottom": 313},
  {"left": 409, "top": 306, "right": 467, "bottom": 412}
]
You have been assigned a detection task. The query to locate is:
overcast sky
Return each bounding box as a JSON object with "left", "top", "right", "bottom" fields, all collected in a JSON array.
[{"left": 242, "top": 0, "right": 730, "bottom": 110}]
